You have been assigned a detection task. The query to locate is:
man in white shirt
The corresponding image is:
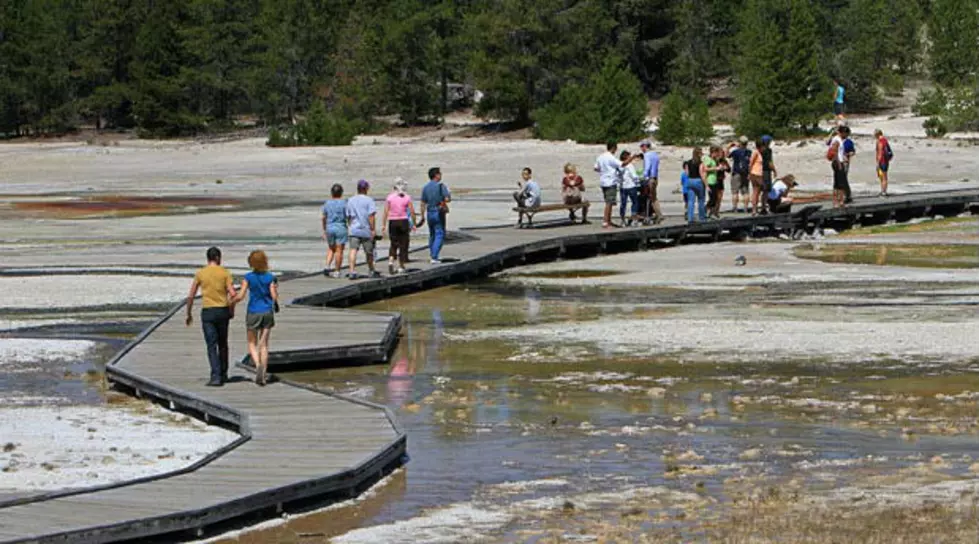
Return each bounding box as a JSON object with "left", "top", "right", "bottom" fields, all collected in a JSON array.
[
  {"left": 594, "top": 141, "right": 622, "bottom": 228},
  {"left": 829, "top": 126, "right": 848, "bottom": 208}
]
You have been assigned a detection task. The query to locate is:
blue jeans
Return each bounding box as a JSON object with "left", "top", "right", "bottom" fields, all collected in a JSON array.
[
  {"left": 685, "top": 178, "right": 707, "bottom": 223},
  {"left": 426, "top": 209, "right": 445, "bottom": 260},
  {"left": 619, "top": 187, "right": 639, "bottom": 218},
  {"left": 201, "top": 307, "right": 230, "bottom": 383}
]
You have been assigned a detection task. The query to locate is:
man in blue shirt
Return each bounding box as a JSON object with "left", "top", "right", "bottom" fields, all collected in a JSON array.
[
  {"left": 727, "top": 137, "right": 751, "bottom": 213},
  {"left": 639, "top": 140, "right": 662, "bottom": 223},
  {"left": 420, "top": 167, "right": 451, "bottom": 264}
]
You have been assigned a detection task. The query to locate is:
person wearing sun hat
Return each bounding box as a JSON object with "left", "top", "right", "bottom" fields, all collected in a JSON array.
[{"left": 345, "top": 179, "right": 381, "bottom": 279}]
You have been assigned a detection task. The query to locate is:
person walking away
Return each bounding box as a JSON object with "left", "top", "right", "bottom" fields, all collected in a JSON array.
[
  {"left": 842, "top": 126, "right": 856, "bottom": 203},
  {"left": 767, "top": 175, "right": 797, "bottom": 214},
  {"left": 513, "top": 167, "right": 542, "bottom": 226},
  {"left": 420, "top": 167, "right": 451, "bottom": 263},
  {"left": 321, "top": 183, "right": 348, "bottom": 278},
  {"left": 760, "top": 135, "right": 777, "bottom": 209},
  {"left": 232, "top": 250, "right": 278, "bottom": 386},
  {"left": 382, "top": 178, "right": 417, "bottom": 275},
  {"left": 185, "top": 246, "right": 237, "bottom": 387},
  {"left": 748, "top": 139, "right": 765, "bottom": 216},
  {"left": 875, "top": 129, "right": 893, "bottom": 197},
  {"left": 561, "top": 163, "right": 588, "bottom": 223},
  {"left": 828, "top": 126, "right": 849, "bottom": 208},
  {"left": 728, "top": 137, "right": 751, "bottom": 212},
  {"left": 703, "top": 145, "right": 722, "bottom": 219},
  {"left": 833, "top": 79, "right": 846, "bottom": 122},
  {"left": 618, "top": 151, "right": 641, "bottom": 226},
  {"left": 685, "top": 148, "right": 708, "bottom": 223},
  {"left": 594, "top": 141, "right": 622, "bottom": 228},
  {"left": 346, "top": 179, "right": 381, "bottom": 279},
  {"left": 639, "top": 140, "right": 663, "bottom": 223}
]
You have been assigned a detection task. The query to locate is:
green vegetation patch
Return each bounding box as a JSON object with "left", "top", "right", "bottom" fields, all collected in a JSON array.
[{"left": 794, "top": 243, "right": 979, "bottom": 269}]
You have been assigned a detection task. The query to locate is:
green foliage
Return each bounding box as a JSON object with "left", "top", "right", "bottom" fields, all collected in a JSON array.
[
  {"left": 655, "top": 92, "right": 713, "bottom": 145},
  {"left": 735, "top": 0, "right": 825, "bottom": 138},
  {"left": 466, "top": 0, "right": 615, "bottom": 125},
  {"left": 829, "top": 0, "right": 924, "bottom": 111},
  {"left": 266, "top": 101, "right": 362, "bottom": 147},
  {"left": 534, "top": 59, "right": 647, "bottom": 144},
  {"left": 923, "top": 116, "right": 948, "bottom": 138},
  {"left": 913, "top": 85, "right": 979, "bottom": 136},
  {"left": 929, "top": 0, "right": 979, "bottom": 87}
]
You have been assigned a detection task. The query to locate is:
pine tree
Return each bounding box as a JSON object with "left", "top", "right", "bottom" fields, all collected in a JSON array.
[
  {"left": 130, "top": 0, "right": 200, "bottom": 136},
  {"left": 534, "top": 59, "right": 646, "bottom": 144},
  {"left": 929, "top": 0, "right": 979, "bottom": 86},
  {"left": 375, "top": 0, "right": 439, "bottom": 124},
  {"left": 76, "top": 0, "right": 142, "bottom": 129},
  {"left": 735, "top": 0, "right": 782, "bottom": 137},
  {"left": 180, "top": 0, "right": 259, "bottom": 124},
  {"left": 735, "top": 0, "right": 824, "bottom": 137}
]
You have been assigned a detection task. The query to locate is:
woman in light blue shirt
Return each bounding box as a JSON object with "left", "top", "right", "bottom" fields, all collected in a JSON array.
[{"left": 320, "top": 183, "right": 348, "bottom": 278}]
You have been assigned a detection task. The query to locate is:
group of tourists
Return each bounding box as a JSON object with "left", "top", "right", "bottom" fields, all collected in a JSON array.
[
  {"left": 186, "top": 247, "right": 278, "bottom": 387},
  {"left": 320, "top": 167, "right": 452, "bottom": 278},
  {"left": 826, "top": 124, "right": 893, "bottom": 207},
  {"left": 591, "top": 140, "right": 664, "bottom": 228}
]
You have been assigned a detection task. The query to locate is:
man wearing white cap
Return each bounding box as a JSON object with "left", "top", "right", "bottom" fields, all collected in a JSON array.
[{"left": 638, "top": 140, "right": 663, "bottom": 223}]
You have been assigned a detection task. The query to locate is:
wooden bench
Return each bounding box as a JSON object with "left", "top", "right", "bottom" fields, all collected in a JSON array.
[{"left": 512, "top": 201, "right": 589, "bottom": 228}]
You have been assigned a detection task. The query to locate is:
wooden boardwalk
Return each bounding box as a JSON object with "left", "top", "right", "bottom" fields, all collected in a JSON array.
[{"left": 1, "top": 187, "right": 977, "bottom": 542}]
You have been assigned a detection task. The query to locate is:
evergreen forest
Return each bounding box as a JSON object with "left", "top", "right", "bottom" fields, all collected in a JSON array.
[{"left": 0, "top": 0, "right": 975, "bottom": 142}]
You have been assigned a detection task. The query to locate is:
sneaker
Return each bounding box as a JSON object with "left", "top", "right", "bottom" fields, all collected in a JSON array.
[
  {"left": 322, "top": 268, "right": 330, "bottom": 277},
  {"left": 430, "top": 259, "right": 442, "bottom": 265},
  {"left": 368, "top": 270, "right": 382, "bottom": 278},
  {"left": 388, "top": 263, "right": 395, "bottom": 275},
  {"left": 601, "top": 222, "right": 610, "bottom": 228},
  {"left": 330, "top": 270, "right": 341, "bottom": 279},
  {"left": 397, "top": 267, "right": 406, "bottom": 275},
  {"left": 347, "top": 272, "right": 357, "bottom": 280}
]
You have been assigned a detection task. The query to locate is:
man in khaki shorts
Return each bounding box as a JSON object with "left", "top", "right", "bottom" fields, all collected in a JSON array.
[{"left": 727, "top": 136, "right": 751, "bottom": 213}]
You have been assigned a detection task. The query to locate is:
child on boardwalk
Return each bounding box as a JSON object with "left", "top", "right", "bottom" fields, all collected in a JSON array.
[{"left": 321, "top": 183, "right": 348, "bottom": 278}]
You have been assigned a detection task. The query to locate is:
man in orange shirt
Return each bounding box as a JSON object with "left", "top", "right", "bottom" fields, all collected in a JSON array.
[{"left": 186, "top": 247, "right": 237, "bottom": 386}]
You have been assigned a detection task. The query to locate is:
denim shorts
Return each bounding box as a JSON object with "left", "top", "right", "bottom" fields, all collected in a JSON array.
[{"left": 326, "top": 225, "right": 348, "bottom": 247}]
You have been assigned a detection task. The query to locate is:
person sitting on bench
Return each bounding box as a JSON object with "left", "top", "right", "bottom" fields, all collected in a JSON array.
[
  {"left": 513, "top": 167, "right": 542, "bottom": 209},
  {"left": 561, "top": 163, "right": 588, "bottom": 223},
  {"left": 767, "top": 175, "right": 797, "bottom": 214}
]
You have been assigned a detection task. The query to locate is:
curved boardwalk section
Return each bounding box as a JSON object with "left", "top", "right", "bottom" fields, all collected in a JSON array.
[
  {"left": 0, "top": 306, "right": 405, "bottom": 542},
  {"left": 0, "top": 188, "right": 977, "bottom": 542}
]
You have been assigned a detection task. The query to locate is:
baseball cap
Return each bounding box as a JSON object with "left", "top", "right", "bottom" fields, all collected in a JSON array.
[
  {"left": 357, "top": 179, "right": 370, "bottom": 191},
  {"left": 761, "top": 135, "right": 773, "bottom": 144},
  {"left": 739, "top": 135, "right": 748, "bottom": 144},
  {"left": 639, "top": 140, "right": 652, "bottom": 148}
]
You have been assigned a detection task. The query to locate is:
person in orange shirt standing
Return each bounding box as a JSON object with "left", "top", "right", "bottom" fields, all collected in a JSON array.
[{"left": 186, "top": 246, "right": 237, "bottom": 386}]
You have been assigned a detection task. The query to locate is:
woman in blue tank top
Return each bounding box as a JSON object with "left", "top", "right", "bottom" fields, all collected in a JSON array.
[{"left": 233, "top": 250, "right": 279, "bottom": 386}]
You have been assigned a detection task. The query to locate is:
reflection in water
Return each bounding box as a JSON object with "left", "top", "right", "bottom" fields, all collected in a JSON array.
[{"left": 227, "top": 283, "right": 979, "bottom": 543}]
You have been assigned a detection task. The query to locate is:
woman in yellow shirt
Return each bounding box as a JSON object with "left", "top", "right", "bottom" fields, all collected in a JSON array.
[{"left": 186, "top": 246, "right": 237, "bottom": 386}]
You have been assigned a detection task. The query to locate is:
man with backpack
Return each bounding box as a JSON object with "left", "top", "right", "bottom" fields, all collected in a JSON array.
[
  {"left": 842, "top": 126, "right": 855, "bottom": 203},
  {"left": 875, "top": 129, "right": 893, "bottom": 197}
]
